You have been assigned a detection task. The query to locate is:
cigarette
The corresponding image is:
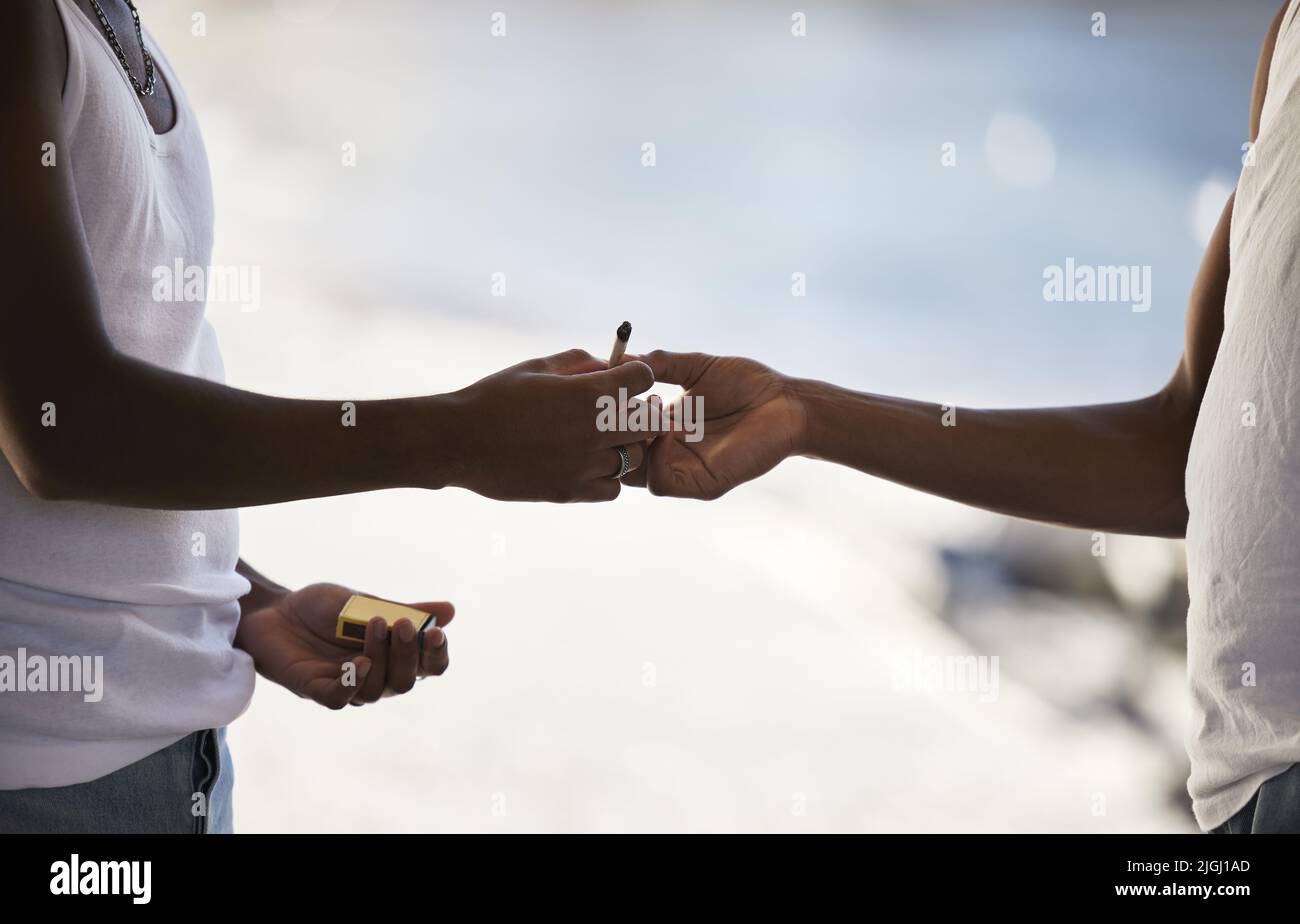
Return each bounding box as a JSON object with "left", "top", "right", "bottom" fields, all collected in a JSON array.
[{"left": 608, "top": 321, "right": 632, "bottom": 366}]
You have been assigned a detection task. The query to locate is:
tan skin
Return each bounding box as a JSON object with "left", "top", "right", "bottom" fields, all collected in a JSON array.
[
  {"left": 2, "top": 0, "right": 647, "bottom": 707},
  {"left": 625, "top": 4, "right": 1289, "bottom": 542}
]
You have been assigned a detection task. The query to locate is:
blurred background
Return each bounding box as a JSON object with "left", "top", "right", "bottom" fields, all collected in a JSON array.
[{"left": 142, "top": 0, "right": 1277, "bottom": 831}]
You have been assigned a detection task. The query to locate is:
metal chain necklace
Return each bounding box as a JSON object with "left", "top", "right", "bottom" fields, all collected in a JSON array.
[{"left": 87, "top": 0, "right": 156, "bottom": 98}]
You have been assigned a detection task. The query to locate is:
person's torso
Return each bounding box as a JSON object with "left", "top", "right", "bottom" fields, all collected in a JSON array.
[
  {"left": 1183, "top": 0, "right": 1300, "bottom": 830},
  {"left": 0, "top": 0, "right": 246, "bottom": 607},
  {"left": 0, "top": 3, "right": 255, "bottom": 789}
]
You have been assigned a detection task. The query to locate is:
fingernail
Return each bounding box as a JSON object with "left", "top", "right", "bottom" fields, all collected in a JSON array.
[
  {"left": 397, "top": 619, "right": 415, "bottom": 643},
  {"left": 373, "top": 619, "right": 388, "bottom": 642},
  {"left": 429, "top": 627, "right": 446, "bottom": 648}
]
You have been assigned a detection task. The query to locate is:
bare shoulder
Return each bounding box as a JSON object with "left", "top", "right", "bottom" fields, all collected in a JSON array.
[{"left": 3, "top": 0, "right": 68, "bottom": 112}]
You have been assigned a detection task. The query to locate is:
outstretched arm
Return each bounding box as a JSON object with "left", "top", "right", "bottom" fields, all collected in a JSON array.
[
  {"left": 631, "top": 2, "right": 1289, "bottom": 539},
  {"left": 0, "top": 1, "right": 648, "bottom": 510},
  {"left": 796, "top": 176, "right": 1234, "bottom": 537},
  {"left": 634, "top": 191, "right": 1224, "bottom": 537}
]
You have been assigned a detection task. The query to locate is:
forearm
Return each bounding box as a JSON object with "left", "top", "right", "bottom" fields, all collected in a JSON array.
[
  {"left": 792, "top": 379, "right": 1193, "bottom": 538},
  {"left": 13, "top": 351, "right": 466, "bottom": 509}
]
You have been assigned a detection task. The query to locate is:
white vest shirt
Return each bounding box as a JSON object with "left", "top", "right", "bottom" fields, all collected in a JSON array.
[{"left": 1184, "top": 0, "right": 1300, "bottom": 831}]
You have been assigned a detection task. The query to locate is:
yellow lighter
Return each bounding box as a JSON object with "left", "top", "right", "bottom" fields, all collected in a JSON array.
[{"left": 334, "top": 594, "right": 436, "bottom": 644}]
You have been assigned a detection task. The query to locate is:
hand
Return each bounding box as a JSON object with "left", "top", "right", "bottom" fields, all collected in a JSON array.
[
  {"left": 233, "top": 582, "right": 455, "bottom": 709},
  {"left": 445, "top": 349, "right": 653, "bottom": 502},
  {"left": 623, "top": 351, "right": 806, "bottom": 500}
]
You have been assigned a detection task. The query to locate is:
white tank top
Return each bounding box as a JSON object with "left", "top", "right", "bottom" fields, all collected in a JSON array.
[
  {"left": 0, "top": 1, "right": 253, "bottom": 788},
  {"left": 1184, "top": 0, "right": 1300, "bottom": 831}
]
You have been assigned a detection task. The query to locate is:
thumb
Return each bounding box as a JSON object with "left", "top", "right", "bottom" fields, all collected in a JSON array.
[
  {"left": 631, "top": 351, "right": 714, "bottom": 388},
  {"left": 404, "top": 601, "right": 456, "bottom": 628},
  {"left": 584, "top": 359, "right": 654, "bottom": 396}
]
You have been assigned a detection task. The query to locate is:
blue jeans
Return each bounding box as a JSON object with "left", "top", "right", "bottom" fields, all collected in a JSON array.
[
  {"left": 1210, "top": 762, "right": 1300, "bottom": 834},
  {"left": 0, "top": 727, "right": 234, "bottom": 833}
]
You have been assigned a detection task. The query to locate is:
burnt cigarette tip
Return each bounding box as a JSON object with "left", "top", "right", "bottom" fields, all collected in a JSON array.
[{"left": 616, "top": 321, "right": 632, "bottom": 341}]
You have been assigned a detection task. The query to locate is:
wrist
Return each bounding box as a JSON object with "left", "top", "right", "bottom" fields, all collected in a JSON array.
[
  {"left": 422, "top": 390, "right": 474, "bottom": 490},
  {"left": 233, "top": 597, "right": 277, "bottom": 653},
  {"left": 239, "top": 583, "right": 286, "bottom": 614},
  {"left": 235, "top": 559, "right": 288, "bottom": 621},
  {"left": 785, "top": 376, "right": 836, "bottom": 459},
  {"left": 388, "top": 392, "right": 468, "bottom": 491}
]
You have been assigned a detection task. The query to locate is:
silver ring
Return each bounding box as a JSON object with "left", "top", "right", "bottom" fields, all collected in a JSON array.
[{"left": 611, "top": 445, "right": 632, "bottom": 479}]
